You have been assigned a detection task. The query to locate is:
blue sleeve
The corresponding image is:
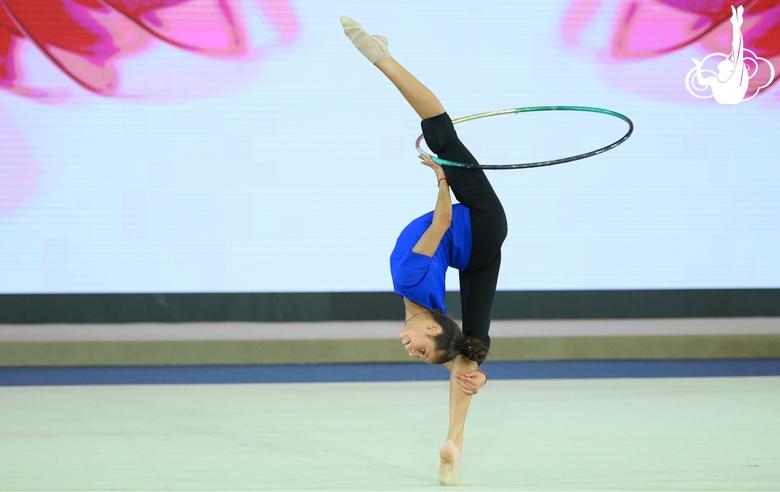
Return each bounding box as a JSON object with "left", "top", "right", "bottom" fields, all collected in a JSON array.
[{"left": 393, "top": 251, "right": 447, "bottom": 312}]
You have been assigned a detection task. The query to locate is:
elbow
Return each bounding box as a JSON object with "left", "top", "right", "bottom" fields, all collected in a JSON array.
[{"left": 434, "top": 212, "right": 452, "bottom": 229}]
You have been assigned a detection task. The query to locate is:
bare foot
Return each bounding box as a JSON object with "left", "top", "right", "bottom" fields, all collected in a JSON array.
[{"left": 438, "top": 440, "right": 464, "bottom": 486}]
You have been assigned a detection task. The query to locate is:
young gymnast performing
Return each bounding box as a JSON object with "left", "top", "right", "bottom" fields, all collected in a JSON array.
[{"left": 341, "top": 16, "right": 508, "bottom": 485}]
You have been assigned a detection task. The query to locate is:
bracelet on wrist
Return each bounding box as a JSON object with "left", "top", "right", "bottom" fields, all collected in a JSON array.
[{"left": 437, "top": 177, "right": 448, "bottom": 187}]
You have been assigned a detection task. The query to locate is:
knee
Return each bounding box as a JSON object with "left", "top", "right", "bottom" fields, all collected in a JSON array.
[
  {"left": 420, "top": 113, "right": 455, "bottom": 155},
  {"left": 421, "top": 126, "right": 448, "bottom": 155}
]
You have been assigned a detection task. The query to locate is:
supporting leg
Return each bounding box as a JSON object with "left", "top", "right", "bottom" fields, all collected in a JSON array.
[{"left": 439, "top": 355, "right": 478, "bottom": 485}]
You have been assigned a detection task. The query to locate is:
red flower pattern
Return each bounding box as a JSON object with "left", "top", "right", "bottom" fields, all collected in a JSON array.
[
  {"left": 0, "top": 0, "right": 298, "bottom": 214},
  {"left": 0, "top": 0, "right": 299, "bottom": 96}
]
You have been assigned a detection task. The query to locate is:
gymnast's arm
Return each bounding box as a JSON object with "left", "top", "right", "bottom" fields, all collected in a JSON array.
[
  {"left": 692, "top": 59, "right": 711, "bottom": 87},
  {"left": 411, "top": 154, "right": 452, "bottom": 257}
]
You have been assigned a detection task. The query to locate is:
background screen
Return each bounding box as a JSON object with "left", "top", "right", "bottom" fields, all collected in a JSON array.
[{"left": 1, "top": 0, "right": 778, "bottom": 293}]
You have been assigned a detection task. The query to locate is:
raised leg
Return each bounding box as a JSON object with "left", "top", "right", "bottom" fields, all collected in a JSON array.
[
  {"left": 341, "top": 16, "right": 445, "bottom": 120},
  {"left": 374, "top": 58, "right": 445, "bottom": 120}
]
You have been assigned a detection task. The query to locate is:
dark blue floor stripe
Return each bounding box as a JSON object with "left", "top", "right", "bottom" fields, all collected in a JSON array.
[{"left": 1, "top": 359, "right": 780, "bottom": 386}]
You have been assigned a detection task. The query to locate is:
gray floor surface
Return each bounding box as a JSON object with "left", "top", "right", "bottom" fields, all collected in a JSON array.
[{"left": 1, "top": 377, "right": 778, "bottom": 491}]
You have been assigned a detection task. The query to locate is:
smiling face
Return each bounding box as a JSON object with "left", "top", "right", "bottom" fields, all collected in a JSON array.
[{"left": 398, "top": 319, "right": 442, "bottom": 363}]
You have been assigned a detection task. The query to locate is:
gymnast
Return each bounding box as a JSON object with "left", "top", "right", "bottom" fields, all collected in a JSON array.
[
  {"left": 341, "top": 16, "right": 508, "bottom": 485},
  {"left": 692, "top": 5, "right": 748, "bottom": 104}
]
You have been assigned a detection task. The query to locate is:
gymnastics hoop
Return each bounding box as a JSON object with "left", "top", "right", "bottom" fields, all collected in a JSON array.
[{"left": 415, "top": 106, "right": 634, "bottom": 170}]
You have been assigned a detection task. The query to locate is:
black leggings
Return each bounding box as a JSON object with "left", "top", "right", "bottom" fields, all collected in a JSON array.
[{"left": 421, "top": 112, "right": 508, "bottom": 350}]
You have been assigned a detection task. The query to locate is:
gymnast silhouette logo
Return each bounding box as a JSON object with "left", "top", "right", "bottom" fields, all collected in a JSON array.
[{"left": 685, "top": 5, "right": 775, "bottom": 104}]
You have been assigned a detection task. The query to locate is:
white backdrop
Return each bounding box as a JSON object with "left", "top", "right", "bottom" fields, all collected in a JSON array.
[{"left": 0, "top": 0, "right": 778, "bottom": 293}]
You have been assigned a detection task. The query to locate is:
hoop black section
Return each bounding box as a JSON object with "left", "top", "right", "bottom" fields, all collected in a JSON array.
[{"left": 415, "top": 106, "right": 634, "bottom": 170}]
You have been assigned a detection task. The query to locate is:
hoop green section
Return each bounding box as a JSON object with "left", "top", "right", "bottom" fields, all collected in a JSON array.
[{"left": 415, "top": 106, "right": 634, "bottom": 170}]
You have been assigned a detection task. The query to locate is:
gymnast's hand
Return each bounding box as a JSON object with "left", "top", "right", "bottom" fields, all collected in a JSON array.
[
  {"left": 455, "top": 370, "right": 487, "bottom": 395},
  {"left": 419, "top": 153, "right": 446, "bottom": 181}
]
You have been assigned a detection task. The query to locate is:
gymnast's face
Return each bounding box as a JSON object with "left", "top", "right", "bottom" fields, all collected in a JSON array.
[{"left": 399, "top": 321, "right": 442, "bottom": 363}]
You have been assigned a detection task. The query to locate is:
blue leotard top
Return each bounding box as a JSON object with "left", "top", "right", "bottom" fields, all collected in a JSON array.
[{"left": 389, "top": 204, "right": 472, "bottom": 314}]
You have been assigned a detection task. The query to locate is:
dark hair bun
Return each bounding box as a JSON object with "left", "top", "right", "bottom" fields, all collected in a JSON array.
[
  {"left": 460, "top": 337, "right": 488, "bottom": 364},
  {"left": 428, "top": 311, "right": 489, "bottom": 365}
]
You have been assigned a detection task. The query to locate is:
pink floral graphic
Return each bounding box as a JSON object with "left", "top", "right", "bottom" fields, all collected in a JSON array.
[
  {"left": 0, "top": 0, "right": 299, "bottom": 97},
  {"left": 0, "top": 0, "right": 298, "bottom": 215},
  {"left": 562, "top": 0, "right": 780, "bottom": 98}
]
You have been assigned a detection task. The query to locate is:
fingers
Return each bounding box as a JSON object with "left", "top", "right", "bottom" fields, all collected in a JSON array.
[
  {"left": 455, "top": 373, "right": 477, "bottom": 395},
  {"left": 418, "top": 153, "right": 439, "bottom": 167},
  {"left": 455, "top": 371, "right": 487, "bottom": 395},
  {"left": 455, "top": 373, "right": 474, "bottom": 383},
  {"left": 457, "top": 381, "right": 475, "bottom": 395}
]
